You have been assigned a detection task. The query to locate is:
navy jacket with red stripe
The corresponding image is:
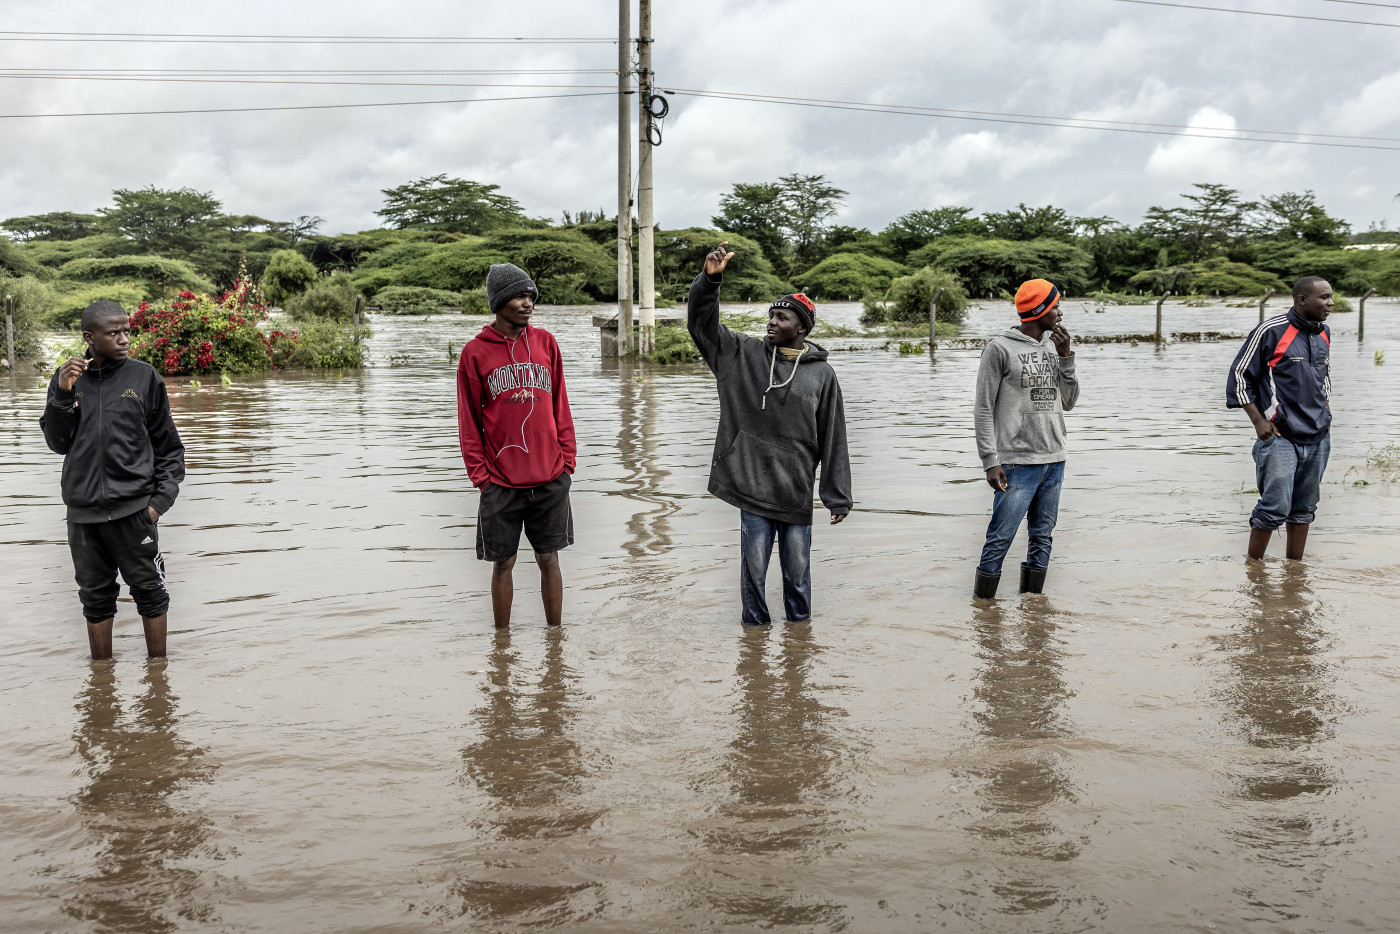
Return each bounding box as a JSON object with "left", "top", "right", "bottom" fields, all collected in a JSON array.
[{"left": 1226, "top": 308, "right": 1331, "bottom": 444}]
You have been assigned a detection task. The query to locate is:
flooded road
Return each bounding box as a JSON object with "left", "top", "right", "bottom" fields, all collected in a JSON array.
[{"left": 3, "top": 298, "right": 1400, "bottom": 932}]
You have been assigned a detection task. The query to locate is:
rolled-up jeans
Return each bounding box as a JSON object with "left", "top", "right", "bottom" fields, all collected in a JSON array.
[
  {"left": 1251, "top": 433, "right": 1330, "bottom": 530},
  {"left": 977, "top": 461, "right": 1065, "bottom": 576},
  {"left": 739, "top": 510, "right": 812, "bottom": 625}
]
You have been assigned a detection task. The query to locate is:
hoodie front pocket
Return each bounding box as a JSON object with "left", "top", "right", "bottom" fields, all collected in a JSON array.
[{"left": 711, "top": 431, "right": 811, "bottom": 510}]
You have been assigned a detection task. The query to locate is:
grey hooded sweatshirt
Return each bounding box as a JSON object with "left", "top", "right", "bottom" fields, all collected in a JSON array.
[
  {"left": 687, "top": 272, "right": 852, "bottom": 525},
  {"left": 974, "top": 328, "right": 1080, "bottom": 470}
]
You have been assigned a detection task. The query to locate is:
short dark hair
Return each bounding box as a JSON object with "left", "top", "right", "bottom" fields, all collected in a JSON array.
[
  {"left": 79, "top": 300, "right": 127, "bottom": 333},
  {"left": 1292, "top": 276, "right": 1329, "bottom": 302}
]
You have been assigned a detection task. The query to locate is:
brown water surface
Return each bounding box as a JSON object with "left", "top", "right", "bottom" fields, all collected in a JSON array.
[{"left": 3, "top": 300, "right": 1399, "bottom": 932}]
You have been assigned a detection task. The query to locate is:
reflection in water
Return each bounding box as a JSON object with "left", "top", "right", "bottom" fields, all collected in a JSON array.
[
  {"left": 614, "top": 361, "right": 678, "bottom": 558},
  {"left": 1213, "top": 563, "right": 1341, "bottom": 918},
  {"left": 700, "top": 623, "right": 855, "bottom": 928},
  {"left": 64, "top": 662, "right": 217, "bottom": 933},
  {"left": 450, "top": 629, "right": 603, "bottom": 923},
  {"left": 963, "top": 601, "right": 1100, "bottom": 923}
]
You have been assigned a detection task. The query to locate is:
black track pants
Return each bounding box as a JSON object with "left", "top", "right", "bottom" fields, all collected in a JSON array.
[{"left": 67, "top": 510, "right": 169, "bottom": 622}]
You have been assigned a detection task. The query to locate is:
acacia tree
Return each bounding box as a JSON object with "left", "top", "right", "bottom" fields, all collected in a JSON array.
[
  {"left": 779, "top": 173, "right": 846, "bottom": 268},
  {"left": 1141, "top": 183, "right": 1256, "bottom": 261},
  {"left": 1256, "top": 191, "right": 1350, "bottom": 246},
  {"left": 376, "top": 175, "right": 526, "bottom": 234},
  {"left": 99, "top": 186, "right": 224, "bottom": 254},
  {"left": 981, "top": 203, "right": 1077, "bottom": 242},
  {"left": 711, "top": 182, "right": 786, "bottom": 262},
  {"left": 881, "top": 207, "right": 984, "bottom": 260},
  {"left": 1, "top": 211, "right": 103, "bottom": 242}
]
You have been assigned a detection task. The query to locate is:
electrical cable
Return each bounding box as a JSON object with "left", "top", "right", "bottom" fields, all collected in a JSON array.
[
  {"left": 1322, "top": 0, "right": 1400, "bottom": 8},
  {"left": 0, "top": 68, "right": 617, "bottom": 76},
  {"left": 666, "top": 87, "right": 1400, "bottom": 145},
  {"left": 0, "top": 30, "right": 615, "bottom": 44},
  {"left": 0, "top": 90, "right": 612, "bottom": 120},
  {"left": 1107, "top": 0, "right": 1400, "bottom": 28},
  {"left": 0, "top": 75, "right": 620, "bottom": 90},
  {"left": 671, "top": 89, "right": 1400, "bottom": 152}
]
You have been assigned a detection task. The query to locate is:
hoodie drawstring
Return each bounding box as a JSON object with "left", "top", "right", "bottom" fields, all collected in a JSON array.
[{"left": 763, "top": 344, "right": 807, "bottom": 409}]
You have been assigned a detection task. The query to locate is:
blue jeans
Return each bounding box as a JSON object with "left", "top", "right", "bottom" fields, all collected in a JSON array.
[
  {"left": 977, "top": 462, "right": 1065, "bottom": 576},
  {"left": 1252, "top": 434, "right": 1330, "bottom": 530},
  {"left": 739, "top": 510, "right": 812, "bottom": 625}
]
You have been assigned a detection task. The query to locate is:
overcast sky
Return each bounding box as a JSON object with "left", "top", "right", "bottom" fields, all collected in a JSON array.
[{"left": 2, "top": 0, "right": 1398, "bottom": 236}]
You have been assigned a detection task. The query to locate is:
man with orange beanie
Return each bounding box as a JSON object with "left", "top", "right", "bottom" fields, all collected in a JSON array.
[{"left": 972, "top": 279, "right": 1079, "bottom": 598}]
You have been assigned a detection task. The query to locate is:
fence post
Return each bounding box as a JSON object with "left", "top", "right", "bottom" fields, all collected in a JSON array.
[
  {"left": 1155, "top": 291, "right": 1170, "bottom": 343},
  {"left": 928, "top": 287, "right": 944, "bottom": 356},
  {"left": 1359, "top": 288, "right": 1376, "bottom": 342},
  {"left": 4, "top": 295, "right": 14, "bottom": 372},
  {"left": 353, "top": 294, "right": 364, "bottom": 345},
  {"left": 1257, "top": 288, "right": 1275, "bottom": 325}
]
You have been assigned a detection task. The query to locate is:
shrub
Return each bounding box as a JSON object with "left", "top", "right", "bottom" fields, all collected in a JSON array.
[
  {"left": 654, "top": 228, "right": 791, "bottom": 302},
  {"left": 795, "top": 253, "right": 907, "bottom": 300},
  {"left": 1129, "top": 257, "right": 1285, "bottom": 296},
  {"left": 57, "top": 254, "right": 214, "bottom": 298},
  {"left": 646, "top": 325, "right": 700, "bottom": 364},
  {"left": 910, "top": 236, "right": 1094, "bottom": 296},
  {"left": 261, "top": 249, "right": 318, "bottom": 306},
  {"left": 350, "top": 266, "right": 399, "bottom": 300},
  {"left": 394, "top": 228, "right": 610, "bottom": 303},
  {"left": 285, "top": 271, "right": 358, "bottom": 321},
  {"left": 0, "top": 274, "right": 55, "bottom": 358},
  {"left": 130, "top": 280, "right": 272, "bottom": 375},
  {"left": 18, "top": 234, "right": 133, "bottom": 270},
  {"left": 49, "top": 281, "right": 150, "bottom": 329},
  {"left": 461, "top": 286, "right": 488, "bottom": 315},
  {"left": 373, "top": 285, "right": 461, "bottom": 314},
  {"left": 269, "top": 317, "right": 369, "bottom": 368},
  {"left": 887, "top": 267, "right": 970, "bottom": 324}
]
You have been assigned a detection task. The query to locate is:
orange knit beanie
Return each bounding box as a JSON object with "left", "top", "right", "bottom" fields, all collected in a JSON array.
[{"left": 1015, "top": 279, "right": 1060, "bottom": 321}]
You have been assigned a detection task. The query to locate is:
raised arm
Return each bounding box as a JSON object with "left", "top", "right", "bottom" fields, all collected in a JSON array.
[
  {"left": 686, "top": 241, "right": 740, "bottom": 373},
  {"left": 39, "top": 359, "right": 86, "bottom": 454}
]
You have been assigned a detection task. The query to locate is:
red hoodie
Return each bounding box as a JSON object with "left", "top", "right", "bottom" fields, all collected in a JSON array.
[{"left": 457, "top": 323, "right": 576, "bottom": 489}]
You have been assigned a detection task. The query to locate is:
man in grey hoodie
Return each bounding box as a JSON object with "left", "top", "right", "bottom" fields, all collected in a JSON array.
[
  {"left": 688, "top": 242, "right": 852, "bottom": 626},
  {"left": 973, "top": 278, "right": 1079, "bottom": 598}
]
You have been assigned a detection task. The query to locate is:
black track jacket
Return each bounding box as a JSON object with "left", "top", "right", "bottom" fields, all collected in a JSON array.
[{"left": 40, "top": 356, "right": 185, "bottom": 523}]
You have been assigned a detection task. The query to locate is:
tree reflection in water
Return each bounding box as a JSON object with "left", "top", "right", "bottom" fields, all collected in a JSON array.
[
  {"left": 448, "top": 628, "right": 604, "bottom": 924},
  {"left": 696, "top": 622, "right": 860, "bottom": 929},
  {"left": 1212, "top": 563, "right": 1343, "bottom": 921},
  {"left": 64, "top": 661, "right": 218, "bottom": 934},
  {"left": 960, "top": 600, "right": 1103, "bottom": 926}
]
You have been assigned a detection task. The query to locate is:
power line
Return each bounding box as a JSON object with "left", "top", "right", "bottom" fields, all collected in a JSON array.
[
  {"left": 671, "top": 89, "right": 1400, "bottom": 152},
  {"left": 1322, "top": 0, "right": 1400, "bottom": 9},
  {"left": 1108, "top": 0, "right": 1400, "bottom": 27},
  {"left": 0, "top": 75, "right": 618, "bottom": 91},
  {"left": 668, "top": 87, "right": 1400, "bottom": 145},
  {"left": 0, "top": 30, "right": 615, "bottom": 44},
  {"left": 0, "top": 91, "right": 612, "bottom": 120},
  {"left": 0, "top": 68, "right": 616, "bottom": 76}
]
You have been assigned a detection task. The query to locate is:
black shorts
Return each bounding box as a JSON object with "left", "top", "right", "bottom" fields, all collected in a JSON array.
[
  {"left": 476, "top": 472, "right": 573, "bottom": 562},
  {"left": 68, "top": 509, "right": 169, "bottom": 622}
]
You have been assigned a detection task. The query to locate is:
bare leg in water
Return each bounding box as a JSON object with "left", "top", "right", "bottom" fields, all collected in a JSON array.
[
  {"left": 491, "top": 555, "right": 517, "bottom": 629},
  {"left": 1285, "top": 522, "right": 1309, "bottom": 561},
  {"left": 1248, "top": 528, "right": 1272, "bottom": 560},
  {"left": 536, "top": 551, "right": 562, "bottom": 626},
  {"left": 142, "top": 614, "right": 167, "bottom": 658},
  {"left": 86, "top": 617, "right": 113, "bottom": 660}
]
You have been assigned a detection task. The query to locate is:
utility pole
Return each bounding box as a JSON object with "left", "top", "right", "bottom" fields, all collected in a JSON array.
[
  {"left": 635, "top": 0, "right": 655, "bottom": 356},
  {"left": 616, "top": 0, "right": 633, "bottom": 356}
]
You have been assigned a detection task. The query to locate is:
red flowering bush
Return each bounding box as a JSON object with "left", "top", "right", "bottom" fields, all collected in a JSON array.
[{"left": 130, "top": 261, "right": 368, "bottom": 375}]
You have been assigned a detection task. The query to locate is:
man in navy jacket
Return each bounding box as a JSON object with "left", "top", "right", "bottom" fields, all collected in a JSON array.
[{"left": 1226, "top": 276, "right": 1333, "bottom": 561}]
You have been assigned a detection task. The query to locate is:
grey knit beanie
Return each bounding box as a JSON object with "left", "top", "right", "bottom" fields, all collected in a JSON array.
[{"left": 486, "top": 263, "right": 538, "bottom": 313}]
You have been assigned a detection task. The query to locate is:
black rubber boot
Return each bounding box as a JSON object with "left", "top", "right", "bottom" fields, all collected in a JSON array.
[
  {"left": 973, "top": 570, "right": 1000, "bottom": 599},
  {"left": 1019, "top": 562, "right": 1047, "bottom": 594}
]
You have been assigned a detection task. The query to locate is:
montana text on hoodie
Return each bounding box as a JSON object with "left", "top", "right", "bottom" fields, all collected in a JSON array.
[
  {"left": 974, "top": 329, "right": 1080, "bottom": 470},
  {"left": 457, "top": 323, "right": 577, "bottom": 489},
  {"left": 687, "top": 272, "right": 852, "bottom": 525}
]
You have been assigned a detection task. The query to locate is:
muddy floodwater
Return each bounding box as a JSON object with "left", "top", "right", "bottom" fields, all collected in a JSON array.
[{"left": 4, "top": 298, "right": 1400, "bottom": 933}]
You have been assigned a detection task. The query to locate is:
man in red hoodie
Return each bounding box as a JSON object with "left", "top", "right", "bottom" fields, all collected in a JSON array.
[{"left": 457, "top": 263, "right": 577, "bottom": 628}]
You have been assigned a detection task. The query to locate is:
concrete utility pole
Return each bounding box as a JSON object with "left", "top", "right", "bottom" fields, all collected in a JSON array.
[
  {"left": 1258, "top": 287, "right": 1275, "bottom": 324},
  {"left": 616, "top": 0, "right": 633, "bottom": 356},
  {"left": 635, "top": 0, "right": 656, "bottom": 356},
  {"left": 1359, "top": 287, "right": 1376, "bottom": 341}
]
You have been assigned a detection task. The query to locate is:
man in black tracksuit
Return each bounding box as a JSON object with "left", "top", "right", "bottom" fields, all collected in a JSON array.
[
  {"left": 688, "top": 242, "right": 852, "bottom": 625},
  {"left": 40, "top": 301, "right": 185, "bottom": 659}
]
